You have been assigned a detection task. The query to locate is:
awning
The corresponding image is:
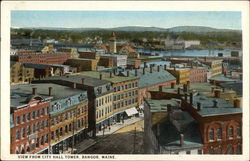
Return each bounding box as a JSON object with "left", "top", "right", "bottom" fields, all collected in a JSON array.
[{"left": 125, "top": 107, "right": 138, "bottom": 117}]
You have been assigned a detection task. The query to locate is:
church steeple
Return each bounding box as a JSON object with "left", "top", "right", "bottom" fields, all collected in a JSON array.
[{"left": 109, "top": 32, "right": 117, "bottom": 54}]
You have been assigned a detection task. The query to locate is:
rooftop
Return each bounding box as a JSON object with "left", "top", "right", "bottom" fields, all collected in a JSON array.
[
  {"left": 192, "top": 95, "right": 242, "bottom": 116},
  {"left": 220, "top": 82, "right": 242, "bottom": 96},
  {"left": 37, "top": 74, "right": 110, "bottom": 87},
  {"left": 119, "top": 67, "right": 176, "bottom": 88},
  {"left": 78, "top": 71, "right": 137, "bottom": 84},
  {"left": 145, "top": 98, "right": 180, "bottom": 113},
  {"left": 209, "top": 75, "right": 240, "bottom": 82},
  {"left": 11, "top": 83, "right": 86, "bottom": 107}
]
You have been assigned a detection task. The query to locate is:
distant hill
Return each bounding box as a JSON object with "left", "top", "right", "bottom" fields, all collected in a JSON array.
[{"left": 15, "top": 26, "right": 241, "bottom": 33}]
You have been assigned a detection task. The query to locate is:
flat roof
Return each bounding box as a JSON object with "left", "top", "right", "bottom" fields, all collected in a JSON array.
[
  {"left": 145, "top": 98, "right": 180, "bottom": 113},
  {"left": 78, "top": 71, "right": 137, "bottom": 84},
  {"left": 192, "top": 95, "right": 242, "bottom": 116}
]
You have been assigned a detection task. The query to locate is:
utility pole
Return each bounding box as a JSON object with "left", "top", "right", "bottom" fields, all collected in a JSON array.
[{"left": 133, "top": 127, "right": 136, "bottom": 153}]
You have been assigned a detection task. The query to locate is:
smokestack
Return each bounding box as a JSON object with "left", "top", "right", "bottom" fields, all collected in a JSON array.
[
  {"left": 99, "top": 73, "right": 102, "bottom": 80},
  {"left": 32, "top": 88, "right": 37, "bottom": 95},
  {"left": 234, "top": 99, "right": 241, "bottom": 108},
  {"left": 157, "top": 66, "right": 160, "bottom": 72},
  {"left": 177, "top": 87, "right": 181, "bottom": 94},
  {"left": 127, "top": 71, "right": 130, "bottom": 77},
  {"left": 150, "top": 66, "right": 153, "bottom": 73},
  {"left": 180, "top": 134, "right": 184, "bottom": 146},
  {"left": 81, "top": 78, "right": 85, "bottom": 84},
  {"left": 135, "top": 69, "right": 138, "bottom": 77},
  {"left": 159, "top": 86, "right": 163, "bottom": 92},
  {"left": 48, "top": 87, "right": 52, "bottom": 96},
  {"left": 197, "top": 102, "right": 201, "bottom": 111},
  {"left": 171, "top": 82, "right": 175, "bottom": 89},
  {"left": 214, "top": 90, "right": 221, "bottom": 98},
  {"left": 143, "top": 68, "right": 145, "bottom": 75},
  {"left": 190, "top": 93, "right": 193, "bottom": 105}
]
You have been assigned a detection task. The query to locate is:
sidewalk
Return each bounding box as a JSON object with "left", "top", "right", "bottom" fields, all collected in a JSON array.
[{"left": 96, "top": 113, "right": 144, "bottom": 137}]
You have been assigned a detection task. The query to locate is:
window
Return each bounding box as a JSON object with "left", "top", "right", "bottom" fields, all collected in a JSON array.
[
  {"left": 56, "top": 129, "right": 59, "bottom": 137},
  {"left": 114, "top": 87, "right": 116, "bottom": 92},
  {"left": 186, "top": 151, "right": 191, "bottom": 154},
  {"left": 51, "top": 118, "right": 54, "bottom": 126},
  {"left": 46, "top": 107, "right": 49, "bottom": 115},
  {"left": 26, "top": 113, "right": 30, "bottom": 121},
  {"left": 209, "top": 147, "right": 215, "bottom": 154},
  {"left": 45, "top": 119, "right": 48, "bottom": 128},
  {"left": 209, "top": 128, "right": 214, "bottom": 141},
  {"left": 41, "top": 108, "right": 44, "bottom": 116},
  {"left": 237, "top": 144, "right": 242, "bottom": 154},
  {"left": 45, "top": 134, "right": 48, "bottom": 143},
  {"left": 96, "top": 111, "right": 98, "bottom": 119},
  {"left": 69, "top": 124, "right": 72, "bottom": 131},
  {"left": 32, "top": 124, "right": 35, "bottom": 133},
  {"left": 16, "top": 116, "right": 20, "bottom": 125},
  {"left": 229, "top": 126, "right": 234, "bottom": 138},
  {"left": 65, "top": 125, "right": 68, "bottom": 133},
  {"left": 32, "top": 111, "right": 35, "bottom": 119},
  {"left": 36, "top": 137, "right": 39, "bottom": 148},
  {"left": 41, "top": 135, "right": 44, "bottom": 145},
  {"left": 198, "top": 149, "right": 202, "bottom": 154},
  {"left": 125, "top": 85, "right": 128, "bottom": 89},
  {"left": 22, "top": 114, "right": 25, "bottom": 123},
  {"left": 217, "top": 145, "right": 222, "bottom": 154},
  {"left": 26, "top": 126, "right": 30, "bottom": 136},
  {"left": 36, "top": 122, "right": 39, "bottom": 131},
  {"left": 41, "top": 120, "right": 44, "bottom": 130},
  {"left": 227, "top": 145, "right": 233, "bottom": 154},
  {"left": 22, "top": 128, "right": 25, "bottom": 138},
  {"left": 217, "top": 128, "right": 222, "bottom": 140},
  {"left": 16, "top": 130, "right": 20, "bottom": 140},
  {"left": 237, "top": 127, "right": 241, "bottom": 137},
  {"left": 36, "top": 110, "right": 40, "bottom": 118}
]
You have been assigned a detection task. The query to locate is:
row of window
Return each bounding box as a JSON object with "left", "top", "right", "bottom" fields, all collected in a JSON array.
[
  {"left": 51, "top": 106, "right": 87, "bottom": 126},
  {"left": 209, "top": 126, "right": 241, "bottom": 141},
  {"left": 96, "top": 95, "right": 112, "bottom": 107},
  {"left": 113, "top": 98, "right": 138, "bottom": 109},
  {"left": 113, "top": 82, "right": 138, "bottom": 92},
  {"left": 15, "top": 119, "right": 49, "bottom": 140},
  {"left": 15, "top": 134, "right": 49, "bottom": 154},
  {"left": 113, "top": 90, "right": 138, "bottom": 101},
  {"left": 96, "top": 105, "right": 112, "bottom": 119},
  {"left": 51, "top": 118, "right": 87, "bottom": 140},
  {"left": 16, "top": 107, "right": 49, "bottom": 125}
]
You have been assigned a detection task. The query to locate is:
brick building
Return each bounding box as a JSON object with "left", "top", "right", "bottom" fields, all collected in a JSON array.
[
  {"left": 65, "top": 58, "right": 98, "bottom": 71},
  {"left": 10, "top": 61, "right": 34, "bottom": 84},
  {"left": 189, "top": 67, "right": 207, "bottom": 83},
  {"left": 11, "top": 83, "right": 88, "bottom": 154},
  {"left": 11, "top": 52, "right": 71, "bottom": 65},
  {"left": 10, "top": 85, "right": 52, "bottom": 154}
]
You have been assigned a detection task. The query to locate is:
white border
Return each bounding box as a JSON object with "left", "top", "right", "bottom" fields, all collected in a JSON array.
[{"left": 1, "top": 1, "right": 249, "bottom": 161}]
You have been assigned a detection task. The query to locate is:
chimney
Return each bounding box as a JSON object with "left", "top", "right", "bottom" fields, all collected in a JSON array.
[
  {"left": 32, "top": 88, "right": 37, "bottom": 95},
  {"left": 190, "top": 93, "right": 193, "bottom": 105},
  {"left": 164, "top": 64, "right": 167, "bottom": 70},
  {"left": 180, "top": 134, "right": 184, "bottom": 146},
  {"left": 187, "top": 81, "right": 190, "bottom": 90},
  {"left": 183, "top": 84, "right": 187, "bottom": 92},
  {"left": 135, "top": 69, "right": 138, "bottom": 77},
  {"left": 204, "top": 56, "right": 207, "bottom": 62},
  {"left": 150, "top": 66, "right": 153, "bottom": 73},
  {"left": 177, "top": 87, "right": 181, "bottom": 94},
  {"left": 174, "top": 66, "right": 176, "bottom": 71},
  {"left": 113, "top": 69, "right": 116, "bottom": 75},
  {"left": 28, "top": 78, "right": 31, "bottom": 84},
  {"left": 99, "top": 73, "right": 102, "bottom": 80},
  {"left": 171, "top": 82, "right": 175, "bottom": 89},
  {"left": 214, "top": 90, "right": 221, "bottom": 98},
  {"left": 167, "top": 104, "right": 172, "bottom": 113},
  {"left": 224, "top": 72, "right": 227, "bottom": 77},
  {"left": 73, "top": 82, "right": 76, "bottom": 89},
  {"left": 109, "top": 72, "right": 113, "bottom": 78},
  {"left": 211, "top": 87, "right": 214, "bottom": 93},
  {"left": 222, "top": 87, "right": 225, "bottom": 92},
  {"left": 81, "top": 78, "right": 85, "bottom": 84},
  {"left": 144, "top": 62, "right": 147, "bottom": 68},
  {"left": 48, "top": 87, "right": 52, "bottom": 96},
  {"left": 157, "top": 66, "right": 160, "bottom": 72},
  {"left": 234, "top": 99, "right": 241, "bottom": 108},
  {"left": 184, "top": 93, "right": 188, "bottom": 101},
  {"left": 127, "top": 71, "right": 130, "bottom": 77},
  {"left": 143, "top": 68, "right": 145, "bottom": 75},
  {"left": 213, "top": 100, "right": 218, "bottom": 107},
  {"left": 197, "top": 102, "right": 201, "bottom": 111},
  {"left": 159, "top": 86, "right": 163, "bottom": 92}
]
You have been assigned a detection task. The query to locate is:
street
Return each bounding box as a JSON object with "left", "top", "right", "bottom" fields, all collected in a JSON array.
[{"left": 80, "top": 120, "right": 144, "bottom": 154}]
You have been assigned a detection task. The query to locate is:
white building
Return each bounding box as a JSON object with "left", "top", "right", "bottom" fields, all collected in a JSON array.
[{"left": 184, "top": 40, "right": 200, "bottom": 48}]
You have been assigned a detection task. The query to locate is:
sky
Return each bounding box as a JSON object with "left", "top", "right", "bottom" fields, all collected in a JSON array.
[{"left": 11, "top": 11, "right": 241, "bottom": 30}]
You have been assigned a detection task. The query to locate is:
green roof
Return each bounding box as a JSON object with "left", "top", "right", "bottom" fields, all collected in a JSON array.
[
  {"left": 145, "top": 98, "right": 180, "bottom": 113},
  {"left": 78, "top": 71, "right": 138, "bottom": 84}
]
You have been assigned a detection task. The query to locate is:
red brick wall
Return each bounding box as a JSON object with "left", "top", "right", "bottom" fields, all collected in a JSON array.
[
  {"left": 189, "top": 68, "right": 207, "bottom": 83},
  {"left": 11, "top": 100, "right": 50, "bottom": 154}
]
